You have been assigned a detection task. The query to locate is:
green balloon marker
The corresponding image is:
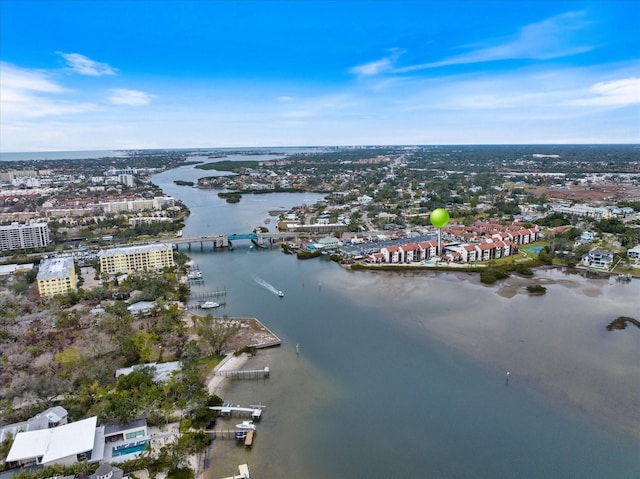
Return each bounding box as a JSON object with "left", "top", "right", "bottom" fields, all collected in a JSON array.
[{"left": 430, "top": 208, "right": 450, "bottom": 228}]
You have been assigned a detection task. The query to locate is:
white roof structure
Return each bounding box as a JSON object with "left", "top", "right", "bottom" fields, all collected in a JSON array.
[
  {"left": 98, "top": 243, "right": 172, "bottom": 258},
  {"left": 0, "top": 406, "right": 68, "bottom": 443},
  {"left": 116, "top": 361, "right": 182, "bottom": 382},
  {"left": 6, "top": 416, "right": 98, "bottom": 465},
  {"left": 0, "top": 263, "right": 34, "bottom": 276},
  {"left": 37, "top": 257, "right": 74, "bottom": 280}
]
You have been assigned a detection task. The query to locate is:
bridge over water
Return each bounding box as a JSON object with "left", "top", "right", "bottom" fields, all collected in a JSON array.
[{"left": 167, "top": 232, "right": 302, "bottom": 250}]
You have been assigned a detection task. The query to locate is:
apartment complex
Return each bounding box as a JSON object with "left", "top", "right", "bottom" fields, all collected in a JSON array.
[
  {"left": 98, "top": 243, "right": 175, "bottom": 274},
  {"left": 0, "top": 222, "right": 51, "bottom": 251},
  {"left": 36, "top": 257, "right": 77, "bottom": 298}
]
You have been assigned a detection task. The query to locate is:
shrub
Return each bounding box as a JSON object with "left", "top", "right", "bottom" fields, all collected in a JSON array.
[
  {"left": 526, "top": 284, "right": 547, "bottom": 295},
  {"left": 297, "top": 250, "right": 321, "bottom": 260},
  {"left": 480, "top": 267, "right": 510, "bottom": 284},
  {"left": 514, "top": 264, "right": 534, "bottom": 276}
]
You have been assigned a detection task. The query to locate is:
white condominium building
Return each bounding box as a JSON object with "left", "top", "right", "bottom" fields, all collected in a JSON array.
[
  {"left": 98, "top": 243, "right": 175, "bottom": 274},
  {"left": 0, "top": 222, "right": 51, "bottom": 251}
]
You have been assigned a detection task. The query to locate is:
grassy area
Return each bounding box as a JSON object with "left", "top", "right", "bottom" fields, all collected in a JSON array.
[{"left": 194, "top": 355, "right": 225, "bottom": 382}]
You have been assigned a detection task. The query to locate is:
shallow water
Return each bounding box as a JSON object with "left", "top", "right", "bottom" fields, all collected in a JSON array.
[{"left": 151, "top": 163, "right": 640, "bottom": 479}]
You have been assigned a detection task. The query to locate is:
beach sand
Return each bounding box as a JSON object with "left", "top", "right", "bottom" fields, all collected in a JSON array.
[{"left": 207, "top": 352, "right": 251, "bottom": 396}]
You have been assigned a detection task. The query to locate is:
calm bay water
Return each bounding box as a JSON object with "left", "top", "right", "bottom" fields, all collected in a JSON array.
[{"left": 151, "top": 162, "right": 640, "bottom": 479}]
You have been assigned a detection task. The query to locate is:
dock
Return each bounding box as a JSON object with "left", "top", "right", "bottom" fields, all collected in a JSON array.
[
  {"left": 244, "top": 430, "right": 254, "bottom": 447},
  {"left": 187, "top": 300, "right": 227, "bottom": 310},
  {"left": 190, "top": 289, "right": 227, "bottom": 300},
  {"left": 210, "top": 404, "right": 264, "bottom": 420},
  {"left": 220, "top": 463, "right": 251, "bottom": 479},
  {"left": 217, "top": 366, "right": 270, "bottom": 379},
  {"left": 206, "top": 428, "right": 256, "bottom": 447}
]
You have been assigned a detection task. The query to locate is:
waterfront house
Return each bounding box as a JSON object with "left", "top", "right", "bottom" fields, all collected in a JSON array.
[
  {"left": 0, "top": 407, "right": 68, "bottom": 444},
  {"left": 365, "top": 252, "right": 385, "bottom": 264},
  {"left": 102, "top": 419, "right": 150, "bottom": 463},
  {"left": 6, "top": 417, "right": 101, "bottom": 467},
  {"left": 627, "top": 244, "right": 640, "bottom": 261},
  {"left": 582, "top": 249, "right": 614, "bottom": 269}
]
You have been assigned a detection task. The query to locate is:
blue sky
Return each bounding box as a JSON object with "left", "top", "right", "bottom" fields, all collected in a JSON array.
[{"left": 1, "top": 0, "right": 638, "bottom": 151}]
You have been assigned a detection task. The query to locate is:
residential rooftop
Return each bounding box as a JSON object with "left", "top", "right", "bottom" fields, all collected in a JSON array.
[{"left": 36, "top": 257, "right": 74, "bottom": 280}]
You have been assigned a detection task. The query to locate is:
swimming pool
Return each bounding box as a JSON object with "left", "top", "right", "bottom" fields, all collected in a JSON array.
[
  {"left": 525, "top": 246, "right": 543, "bottom": 254},
  {"left": 112, "top": 440, "right": 149, "bottom": 457}
]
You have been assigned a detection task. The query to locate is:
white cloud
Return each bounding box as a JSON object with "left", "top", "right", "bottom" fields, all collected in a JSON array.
[
  {"left": 58, "top": 52, "right": 117, "bottom": 76},
  {"left": 0, "top": 62, "right": 96, "bottom": 118},
  {"left": 1, "top": 62, "right": 66, "bottom": 93},
  {"left": 570, "top": 78, "right": 640, "bottom": 107},
  {"left": 108, "top": 88, "right": 153, "bottom": 106},
  {"left": 355, "top": 12, "right": 594, "bottom": 76},
  {"left": 350, "top": 49, "right": 405, "bottom": 77}
]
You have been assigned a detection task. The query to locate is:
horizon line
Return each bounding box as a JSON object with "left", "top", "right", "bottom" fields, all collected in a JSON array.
[{"left": 2, "top": 143, "right": 640, "bottom": 155}]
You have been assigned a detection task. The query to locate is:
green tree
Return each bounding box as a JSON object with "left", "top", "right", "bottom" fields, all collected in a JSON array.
[
  {"left": 54, "top": 347, "right": 86, "bottom": 378},
  {"left": 196, "top": 315, "right": 240, "bottom": 355}
]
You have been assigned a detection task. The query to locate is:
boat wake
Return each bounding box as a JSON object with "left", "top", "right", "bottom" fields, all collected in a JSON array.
[{"left": 253, "top": 275, "right": 284, "bottom": 297}]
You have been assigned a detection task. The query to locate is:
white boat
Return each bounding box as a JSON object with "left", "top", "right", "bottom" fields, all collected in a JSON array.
[
  {"left": 187, "top": 270, "right": 203, "bottom": 279},
  {"left": 277, "top": 290, "right": 284, "bottom": 297},
  {"left": 235, "top": 421, "right": 257, "bottom": 430},
  {"left": 200, "top": 301, "right": 220, "bottom": 309}
]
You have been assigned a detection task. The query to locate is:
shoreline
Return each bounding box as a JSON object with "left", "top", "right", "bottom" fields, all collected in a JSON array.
[{"left": 189, "top": 353, "right": 251, "bottom": 479}]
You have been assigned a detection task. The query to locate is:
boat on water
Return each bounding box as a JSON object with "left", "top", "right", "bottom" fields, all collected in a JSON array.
[
  {"left": 187, "top": 270, "right": 203, "bottom": 279},
  {"left": 616, "top": 274, "right": 632, "bottom": 282},
  {"left": 235, "top": 421, "right": 257, "bottom": 430},
  {"left": 200, "top": 301, "right": 220, "bottom": 309},
  {"left": 277, "top": 290, "right": 284, "bottom": 297},
  {"left": 235, "top": 430, "right": 248, "bottom": 441}
]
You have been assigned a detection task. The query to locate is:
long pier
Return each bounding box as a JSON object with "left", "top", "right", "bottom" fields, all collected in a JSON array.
[
  {"left": 190, "top": 289, "right": 227, "bottom": 300},
  {"left": 217, "top": 366, "right": 270, "bottom": 379}
]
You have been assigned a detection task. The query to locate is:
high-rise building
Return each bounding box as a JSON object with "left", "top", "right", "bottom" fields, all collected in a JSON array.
[
  {"left": 98, "top": 243, "right": 175, "bottom": 274},
  {"left": 0, "top": 222, "right": 51, "bottom": 251}
]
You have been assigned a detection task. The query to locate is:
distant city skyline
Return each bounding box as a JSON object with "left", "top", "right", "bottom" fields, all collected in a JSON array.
[{"left": 1, "top": 0, "right": 639, "bottom": 152}]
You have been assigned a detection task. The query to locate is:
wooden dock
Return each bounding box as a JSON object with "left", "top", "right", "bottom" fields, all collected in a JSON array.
[
  {"left": 190, "top": 289, "right": 227, "bottom": 300},
  {"left": 220, "top": 463, "right": 251, "bottom": 479},
  {"left": 217, "top": 366, "right": 270, "bottom": 379},
  {"left": 208, "top": 429, "right": 256, "bottom": 447},
  {"left": 244, "top": 430, "right": 254, "bottom": 447}
]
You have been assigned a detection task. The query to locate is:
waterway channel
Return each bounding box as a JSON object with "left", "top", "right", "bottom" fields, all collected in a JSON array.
[{"left": 151, "top": 159, "right": 640, "bottom": 479}]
